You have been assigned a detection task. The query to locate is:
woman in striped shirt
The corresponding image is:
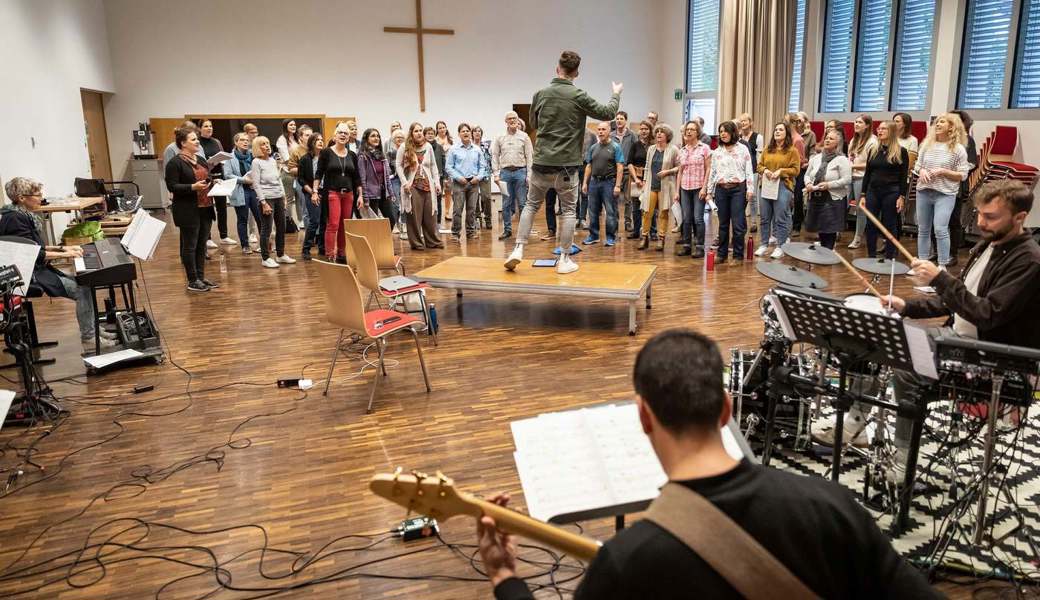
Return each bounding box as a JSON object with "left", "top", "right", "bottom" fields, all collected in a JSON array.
[
  {"left": 673, "top": 121, "right": 711, "bottom": 258},
  {"left": 914, "top": 113, "right": 971, "bottom": 269}
]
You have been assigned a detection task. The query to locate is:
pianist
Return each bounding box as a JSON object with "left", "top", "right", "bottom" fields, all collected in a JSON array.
[{"left": 1, "top": 177, "right": 117, "bottom": 350}]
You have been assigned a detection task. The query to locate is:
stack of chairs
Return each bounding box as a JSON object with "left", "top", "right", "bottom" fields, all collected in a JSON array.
[{"left": 969, "top": 126, "right": 1039, "bottom": 195}]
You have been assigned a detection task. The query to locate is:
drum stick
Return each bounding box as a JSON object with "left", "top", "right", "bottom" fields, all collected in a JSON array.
[
  {"left": 833, "top": 250, "right": 887, "bottom": 302},
  {"left": 858, "top": 204, "right": 916, "bottom": 263}
]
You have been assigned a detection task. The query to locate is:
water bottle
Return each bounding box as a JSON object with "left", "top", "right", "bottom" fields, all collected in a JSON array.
[
  {"left": 219, "top": 251, "right": 228, "bottom": 274},
  {"left": 745, "top": 234, "right": 754, "bottom": 260},
  {"left": 427, "top": 303, "right": 438, "bottom": 334},
  {"left": 706, "top": 249, "right": 716, "bottom": 271}
]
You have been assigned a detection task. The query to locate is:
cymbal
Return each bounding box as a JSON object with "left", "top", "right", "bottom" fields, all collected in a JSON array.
[
  {"left": 756, "top": 261, "right": 829, "bottom": 289},
  {"left": 780, "top": 242, "right": 841, "bottom": 265},
  {"left": 852, "top": 257, "right": 911, "bottom": 275}
]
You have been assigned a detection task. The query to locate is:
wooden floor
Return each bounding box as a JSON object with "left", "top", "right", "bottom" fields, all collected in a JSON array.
[{"left": 0, "top": 209, "right": 993, "bottom": 598}]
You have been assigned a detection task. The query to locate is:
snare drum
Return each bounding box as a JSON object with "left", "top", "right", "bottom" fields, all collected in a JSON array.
[{"left": 843, "top": 293, "right": 897, "bottom": 317}]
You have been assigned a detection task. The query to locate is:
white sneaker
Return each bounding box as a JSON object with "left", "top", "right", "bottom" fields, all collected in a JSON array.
[
  {"left": 754, "top": 245, "right": 769, "bottom": 257},
  {"left": 249, "top": 234, "right": 259, "bottom": 244},
  {"left": 504, "top": 245, "right": 523, "bottom": 271},
  {"left": 82, "top": 337, "right": 118, "bottom": 351},
  {"left": 770, "top": 247, "right": 785, "bottom": 259},
  {"left": 206, "top": 239, "right": 218, "bottom": 249},
  {"left": 556, "top": 254, "right": 579, "bottom": 274},
  {"left": 276, "top": 255, "right": 297, "bottom": 264},
  {"left": 810, "top": 414, "right": 869, "bottom": 447},
  {"left": 261, "top": 257, "right": 279, "bottom": 268},
  {"left": 847, "top": 237, "right": 861, "bottom": 249},
  {"left": 220, "top": 237, "right": 237, "bottom": 245},
  {"left": 768, "top": 236, "right": 777, "bottom": 245}
]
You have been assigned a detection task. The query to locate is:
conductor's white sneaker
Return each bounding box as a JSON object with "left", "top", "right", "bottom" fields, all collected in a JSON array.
[
  {"left": 556, "top": 254, "right": 579, "bottom": 274},
  {"left": 754, "top": 245, "right": 769, "bottom": 257},
  {"left": 504, "top": 245, "right": 523, "bottom": 271}
]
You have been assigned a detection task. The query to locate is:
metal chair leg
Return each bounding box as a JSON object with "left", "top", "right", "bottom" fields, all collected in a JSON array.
[
  {"left": 324, "top": 329, "right": 345, "bottom": 396},
  {"left": 367, "top": 338, "right": 386, "bottom": 413},
  {"left": 411, "top": 328, "right": 432, "bottom": 392},
  {"left": 380, "top": 338, "right": 389, "bottom": 376}
]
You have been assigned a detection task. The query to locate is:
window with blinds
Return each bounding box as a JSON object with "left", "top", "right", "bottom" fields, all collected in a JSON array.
[
  {"left": 892, "top": 0, "right": 937, "bottom": 110},
  {"left": 853, "top": 0, "right": 895, "bottom": 111},
  {"left": 958, "top": 0, "right": 1014, "bottom": 109},
  {"left": 1012, "top": 0, "right": 1040, "bottom": 107},
  {"left": 820, "top": 0, "right": 856, "bottom": 112},
  {"left": 687, "top": 0, "right": 720, "bottom": 94},
  {"left": 789, "top": 0, "right": 807, "bottom": 112}
]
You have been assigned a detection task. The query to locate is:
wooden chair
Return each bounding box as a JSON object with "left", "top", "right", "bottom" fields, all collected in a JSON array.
[
  {"left": 343, "top": 218, "right": 405, "bottom": 275},
  {"left": 313, "top": 259, "right": 431, "bottom": 413},
  {"left": 346, "top": 233, "right": 438, "bottom": 346}
]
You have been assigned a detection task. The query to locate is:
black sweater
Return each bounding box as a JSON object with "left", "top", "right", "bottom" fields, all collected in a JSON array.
[
  {"left": 495, "top": 460, "right": 938, "bottom": 600},
  {"left": 297, "top": 154, "right": 318, "bottom": 191},
  {"left": 315, "top": 147, "right": 360, "bottom": 193},
  {"left": 199, "top": 136, "right": 224, "bottom": 177},
  {"left": 860, "top": 145, "right": 909, "bottom": 198},
  {"left": 904, "top": 232, "right": 1040, "bottom": 348}
]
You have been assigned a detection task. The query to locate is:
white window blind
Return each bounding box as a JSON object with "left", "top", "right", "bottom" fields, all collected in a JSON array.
[
  {"left": 891, "top": 0, "right": 936, "bottom": 110},
  {"left": 687, "top": 0, "right": 720, "bottom": 94},
  {"left": 958, "top": 0, "right": 1014, "bottom": 109},
  {"left": 789, "top": 0, "right": 807, "bottom": 112},
  {"left": 1013, "top": 0, "right": 1040, "bottom": 107},
  {"left": 853, "top": 0, "right": 895, "bottom": 111},
  {"left": 820, "top": 0, "right": 856, "bottom": 112}
]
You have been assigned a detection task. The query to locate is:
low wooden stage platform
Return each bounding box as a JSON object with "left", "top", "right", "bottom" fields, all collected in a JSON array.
[{"left": 414, "top": 256, "right": 657, "bottom": 334}]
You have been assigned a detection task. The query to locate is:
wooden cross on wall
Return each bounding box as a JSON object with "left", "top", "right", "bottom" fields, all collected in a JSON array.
[{"left": 384, "top": 0, "right": 455, "bottom": 113}]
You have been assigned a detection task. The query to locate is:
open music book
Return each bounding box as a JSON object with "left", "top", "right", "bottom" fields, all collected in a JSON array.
[
  {"left": 511, "top": 403, "right": 749, "bottom": 522},
  {"left": 120, "top": 209, "right": 166, "bottom": 261}
]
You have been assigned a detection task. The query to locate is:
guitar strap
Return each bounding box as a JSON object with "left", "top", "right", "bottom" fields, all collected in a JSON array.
[{"left": 645, "top": 482, "right": 818, "bottom": 600}]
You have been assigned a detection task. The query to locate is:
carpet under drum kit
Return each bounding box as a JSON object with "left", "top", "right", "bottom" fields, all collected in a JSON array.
[{"left": 732, "top": 222, "right": 1040, "bottom": 580}]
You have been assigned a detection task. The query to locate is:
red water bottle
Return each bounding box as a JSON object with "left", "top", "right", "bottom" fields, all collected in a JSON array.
[
  {"left": 707, "top": 249, "right": 716, "bottom": 271},
  {"left": 745, "top": 235, "right": 754, "bottom": 260}
]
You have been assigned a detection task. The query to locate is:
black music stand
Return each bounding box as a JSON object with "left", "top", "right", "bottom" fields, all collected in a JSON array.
[{"left": 768, "top": 285, "right": 934, "bottom": 533}]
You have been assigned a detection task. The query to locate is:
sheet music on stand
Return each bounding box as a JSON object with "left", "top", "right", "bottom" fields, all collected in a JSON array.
[
  {"left": 0, "top": 240, "right": 39, "bottom": 297},
  {"left": 511, "top": 402, "right": 752, "bottom": 524},
  {"left": 120, "top": 209, "right": 166, "bottom": 260}
]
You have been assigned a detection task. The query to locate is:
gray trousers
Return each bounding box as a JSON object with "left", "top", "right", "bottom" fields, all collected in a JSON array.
[
  {"left": 517, "top": 167, "right": 579, "bottom": 248},
  {"left": 451, "top": 182, "right": 479, "bottom": 236},
  {"left": 60, "top": 275, "right": 96, "bottom": 341}
]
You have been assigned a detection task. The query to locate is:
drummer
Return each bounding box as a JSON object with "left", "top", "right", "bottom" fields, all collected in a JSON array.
[{"left": 830, "top": 179, "right": 1039, "bottom": 483}]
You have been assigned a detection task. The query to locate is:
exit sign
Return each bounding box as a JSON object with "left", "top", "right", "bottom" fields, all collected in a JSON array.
[{"left": 674, "top": 89, "right": 683, "bottom": 101}]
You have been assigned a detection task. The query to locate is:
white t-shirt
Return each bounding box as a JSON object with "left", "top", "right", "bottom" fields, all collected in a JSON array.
[{"left": 952, "top": 244, "right": 994, "bottom": 339}]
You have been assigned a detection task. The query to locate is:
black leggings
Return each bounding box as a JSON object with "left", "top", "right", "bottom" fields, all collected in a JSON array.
[
  {"left": 371, "top": 195, "right": 398, "bottom": 229},
  {"left": 817, "top": 232, "right": 837, "bottom": 249},
  {"left": 259, "top": 197, "right": 286, "bottom": 259},
  {"left": 179, "top": 210, "right": 212, "bottom": 282},
  {"left": 214, "top": 196, "right": 229, "bottom": 239}
]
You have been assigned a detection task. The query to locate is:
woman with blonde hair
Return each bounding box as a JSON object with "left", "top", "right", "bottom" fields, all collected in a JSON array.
[
  {"left": 314, "top": 122, "right": 361, "bottom": 263},
  {"left": 637, "top": 124, "right": 680, "bottom": 252},
  {"left": 913, "top": 113, "right": 970, "bottom": 269},
  {"left": 860, "top": 121, "right": 909, "bottom": 260},
  {"left": 250, "top": 135, "right": 295, "bottom": 268},
  {"left": 396, "top": 122, "right": 444, "bottom": 250},
  {"left": 846, "top": 114, "right": 878, "bottom": 249}
]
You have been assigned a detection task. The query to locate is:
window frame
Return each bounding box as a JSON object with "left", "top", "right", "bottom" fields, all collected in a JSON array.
[
  {"left": 819, "top": 0, "right": 860, "bottom": 113},
  {"left": 852, "top": 0, "right": 899, "bottom": 112},
  {"left": 789, "top": 0, "right": 809, "bottom": 112},
  {"left": 815, "top": 0, "right": 942, "bottom": 119},
  {"left": 953, "top": 0, "right": 1040, "bottom": 118},
  {"left": 683, "top": 0, "right": 723, "bottom": 126}
]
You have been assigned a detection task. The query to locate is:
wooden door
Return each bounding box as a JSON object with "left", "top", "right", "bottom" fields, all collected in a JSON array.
[
  {"left": 323, "top": 116, "right": 356, "bottom": 140},
  {"left": 149, "top": 118, "right": 185, "bottom": 161},
  {"left": 81, "top": 90, "right": 112, "bottom": 181},
  {"left": 513, "top": 104, "right": 533, "bottom": 145}
]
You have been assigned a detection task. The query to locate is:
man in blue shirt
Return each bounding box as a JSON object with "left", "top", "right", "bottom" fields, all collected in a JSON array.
[
  {"left": 445, "top": 123, "right": 488, "bottom": 239},
  {"left": 582, "top": 122, "right": 625, "bottom": 246}
]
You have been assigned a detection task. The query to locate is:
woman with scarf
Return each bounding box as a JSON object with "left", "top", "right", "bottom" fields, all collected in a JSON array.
[
  {"left": 802, "top": 129, "right": 852, "bottom": 249},
  {"left": 396, "top": 122, "right": 444, "bottom": 250},
  {"left": 224, "top": 132, "right": 263, "bottom": 255},
  {"left": 357, "top": 128, "right": 399, "bottom": 232},
  {"left": 164, "top": 126, "right": 218, "bottom": 291}
]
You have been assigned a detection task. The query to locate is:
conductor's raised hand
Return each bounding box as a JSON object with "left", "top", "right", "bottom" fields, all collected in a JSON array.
[
  {"left": 612, "top": 81, "right": 624, "bottom": 94},
  {"left": 476, "top": 493, "right": 518, "bottom": 587},
  {"left": 909, "top": 259, "right": 942, "bottom": 286}
]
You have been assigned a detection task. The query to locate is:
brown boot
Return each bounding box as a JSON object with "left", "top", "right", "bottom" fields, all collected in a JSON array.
[
  {"left": 656, "top": 235, "right": 665, "bottom": 251},
  {"left": 638, "top": 235, "right": 649, "bottom": 250}
]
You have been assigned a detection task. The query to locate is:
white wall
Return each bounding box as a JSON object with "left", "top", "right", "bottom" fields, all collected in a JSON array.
[
  {"left": 659, "top": 0, "right": 688, "bottom": 129},
  {"left": 102, "top": 0, "right": 665, "bottom": 178},
  {"left": 0, "top": 0, "right": 115, "bottom": 198}
]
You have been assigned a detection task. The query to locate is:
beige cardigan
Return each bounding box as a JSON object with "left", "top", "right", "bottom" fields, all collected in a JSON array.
[
  {"left": 394, "top": 142, "right": 441, "bottom": 213},
  {"left": 639, "top": 144, "right": 680, "bottom": 212}
]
